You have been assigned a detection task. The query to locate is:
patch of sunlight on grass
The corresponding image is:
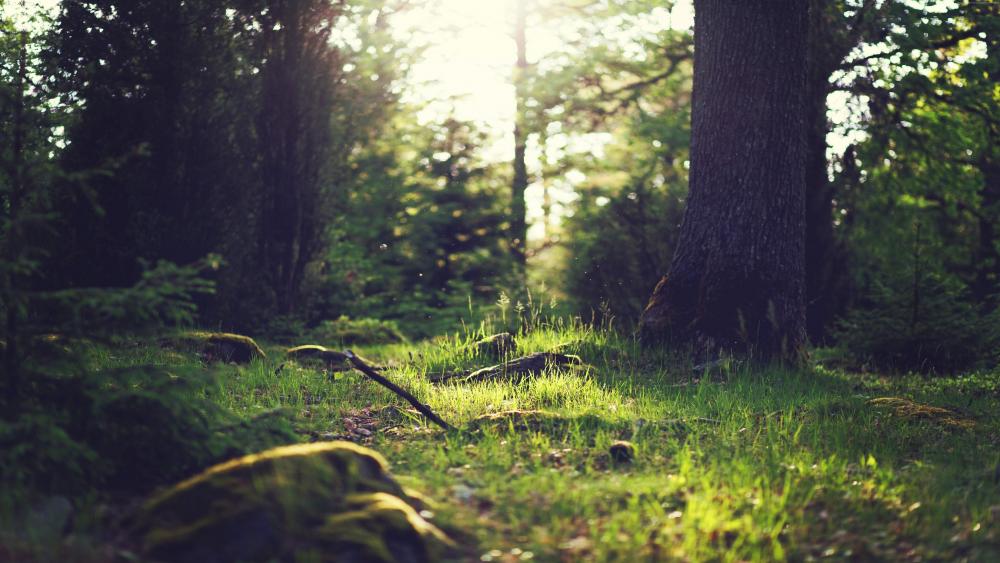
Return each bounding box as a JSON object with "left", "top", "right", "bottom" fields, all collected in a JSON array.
[{"left": 73, "top": 321, "right": 1000, "bottom": 561}]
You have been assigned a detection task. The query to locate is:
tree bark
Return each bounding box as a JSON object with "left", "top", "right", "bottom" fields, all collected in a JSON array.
[
  {"left": 639, "top": 0, "right": 809, "bottom": 363},
  {"left": 4, "top": 31, "right": 28, "bottom": 410},
  {"left": 510, "top": 0, "right": 529, "bottom": 270}
]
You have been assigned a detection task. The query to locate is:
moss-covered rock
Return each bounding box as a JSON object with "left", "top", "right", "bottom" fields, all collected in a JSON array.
[
  {"left": 470, "top": 333, "right": 517, "bottom": 359},
  {"left": 609, "top": 440, "right": 635, "bottom": 464},
  {"left": 286, "top": 345, "right": 350, "bottom": 369},
  {"left": 132, "top": 442, "right": 451, "bottom": 563},
  {"left": 167, "top": 331, "right": 265, "bottom": 364},
  {"left": 310, "top": 317, "right": 406, "bottom": 345},
  {"left": 868, "top": 397, "right": 975, "bottom": 429},
  {"left": 300, "top": 492, "right": 453, "bottom": 562}
]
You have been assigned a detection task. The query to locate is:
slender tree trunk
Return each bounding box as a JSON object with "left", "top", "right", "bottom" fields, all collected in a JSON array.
[
  {"left": 974, "top": 35, "right": 1000, "bottom": 309},
  {"left": 975, "top": 156, "right": 1000, "bottom": 309},
  {"left": 510, "top": 0, "right": 529, "bottom": 270},
  {"left": 4, "top": 32, "right": 28, "bottom": 410},
  {"left": 639, "top": 0, "right": 809, "bottom": 363}
]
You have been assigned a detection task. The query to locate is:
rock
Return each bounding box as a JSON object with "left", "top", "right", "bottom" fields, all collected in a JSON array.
[
  {"left": 23, "top": 496, "right": 73, "bottom": 539},
  {"left": 132, "top": 442, "right": 451, "bottom": 563},
  {"left": 310, "top": 317, "right": 406, "bottom": 345},
  {"left": 989, "top": 505, "right": 1000, "bottom": 523},
  {"left": 867, "top": 397, "right": 975, "bottom": 429},
  {"left": 691, "top": 357, "right": 743, "bottom": 375},
  {"left": 470, "top": 333, "right": 517, "bottom": 359},
  {"left": 168, "top": 331, "right": 266, "bottom": 364},
  {"left": 434, "top": 352, "right": 583, "bottom": 384},
  {"left": 609, "top": 440, "right": 635, "bottom": 464},
  {"left": 286, "top": 345, "right": 350, "bottom": 369},
  {"left": 306, "top": 492, "right": 452, "bottom": 563}
]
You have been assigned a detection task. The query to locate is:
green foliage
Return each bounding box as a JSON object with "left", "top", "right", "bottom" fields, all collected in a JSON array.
[
  {"left": 564, "top": 176, "right": 684, "bottom": 323},
  {"left": 833, "top": 273, "right": 1000, "bottom": 373},
  {"left": 46, "top": 0, "right": 408, "bottom": 328},
  {"left": 830, "top": 1, "right": 1000, "bottom": 356},
  {"left": 28, "top": 257, "right": 218, "bottom": 336},
  {"left": 519, "top": 2, "right": 692, "bottom": 321},
  {"left": 0, "top": 363, "right": 299, "bottom": 501},
  {"left": 73, "top": 321, "right": 1000, "bottom": 562},
  {"left": 0, "top": 410, "right": 99, "bottom": 497},
  {"left": 317, "top": 116, "right": 515, "bottom": 339}
]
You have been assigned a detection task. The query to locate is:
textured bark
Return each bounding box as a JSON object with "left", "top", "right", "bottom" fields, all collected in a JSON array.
[
  {"left": 974, "top": 34, "right": 1000, "bottom": 309},
  {"left": 4, "top": 32, "right": 28, "bottom": 409},
  {"left": 975, "top": 154, "right": 1000, "bottom": 308},
  {"left": 510, "top": 0, "right": 529, "bottom": 269},
  {"left": 639, "top": 0, "right": 808, "bottom": 363}
]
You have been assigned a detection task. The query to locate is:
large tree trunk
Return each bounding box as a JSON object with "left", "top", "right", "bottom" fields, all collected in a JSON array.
[{"left": 639, "top": 0, "right": 809, "bottom": 363}]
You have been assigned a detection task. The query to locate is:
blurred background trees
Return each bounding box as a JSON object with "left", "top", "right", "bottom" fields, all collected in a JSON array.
[{"left": 2, "top": 0, "right": 997, "bottom": 370}]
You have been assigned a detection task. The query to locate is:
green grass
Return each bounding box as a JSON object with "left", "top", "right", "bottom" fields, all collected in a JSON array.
[{"left": 60, "top": 322, "right": 1000, "bottom": 560}]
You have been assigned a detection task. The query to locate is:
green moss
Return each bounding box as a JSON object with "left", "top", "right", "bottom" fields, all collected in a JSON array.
[
  {"left": 303, "top": 492, "right": 453, "bottom": 563},
  {"left": 133, "top": 442, "right": 449, "bottom": 563},
  {"left": 868, "top": 397, "right": 975, "bottom": 429},
  {"left": 469, "top": 332, "right": 517, "bottom": 359},
  {"left": 286, "top": 345, "right": 349, "bottom": 368},
  {"left": 167, "top": 331, "right": 266, "bottom": 364},
  {"left": 609, "top": 440, "right": 635, "bottom": 463},
  {"left": 309, "top": 317, "right": 406, "bottom": 345}
]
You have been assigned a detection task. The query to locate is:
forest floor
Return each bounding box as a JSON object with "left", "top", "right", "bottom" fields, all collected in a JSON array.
[{"left": 11, "top": 321, "right": 1000, "bottom": 562}]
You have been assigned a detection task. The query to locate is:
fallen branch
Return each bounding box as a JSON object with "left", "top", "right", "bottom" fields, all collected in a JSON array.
[
  {"left": 344, "top": 350, "right": 454, "bottom": 431},
  {"left": 431, "top": 352, "right": 584, "bottom": 384}
]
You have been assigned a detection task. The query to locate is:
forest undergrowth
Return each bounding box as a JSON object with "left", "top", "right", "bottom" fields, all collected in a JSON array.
[{"left": 5, "top": 318, "right": 1000, "bottom": 562}]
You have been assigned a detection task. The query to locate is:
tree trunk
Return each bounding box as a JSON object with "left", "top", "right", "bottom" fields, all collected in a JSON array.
[
  {"left": 973, "top": 33, "right": 1000, "bottom": 310},
  {"left": 974, "top": 149, "right": 1000, "bottom": 309},
  {"left": 510, "top": 0, "right": 529, "bottom": 270},
  {"left": 803, "top": 0, "right": 839, "bottom": 344},
  {"left": 4, "top": 31, "right": 28, "bottom": 410},
  {"left": 639, "top": 0, "right": 809, "bottom": 363}
]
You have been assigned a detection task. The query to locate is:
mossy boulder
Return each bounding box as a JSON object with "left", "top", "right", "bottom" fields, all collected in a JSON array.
[
  {"left": 868, "top": 397, "right": 975, "bottom": 429},
  {"left": 470, "top": 333, "right": 517, "bottom": 359},
  {"left": 609, "top": 440, "right": 635, "bottom": 464},
  {"left": 168, "top": 332, "right": 265, "bottom": 364},
  {"left": 286, "top": 345, "right": 350, "bottom": 370},
  {"left": 132, "top": 442, "right": 451, "bottom": 563},
  {"left": 310, "top": 317, "right": 406, "bottom": 345},
  {"left": 300, "top": 492, "right": 452, "bottom": 562}
]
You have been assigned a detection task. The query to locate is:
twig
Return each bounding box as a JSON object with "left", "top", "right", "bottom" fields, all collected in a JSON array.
[{"left": 344, "top": 350, "right": 454, "bottom": 431}]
